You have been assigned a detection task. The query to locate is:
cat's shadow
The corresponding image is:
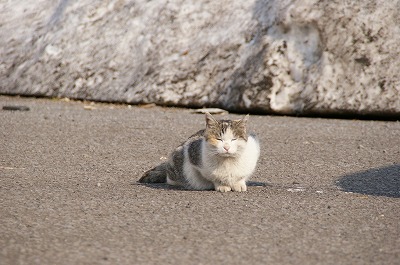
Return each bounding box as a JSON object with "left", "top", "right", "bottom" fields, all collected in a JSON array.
[{"left": 133, "top": 181, "right": 270, "bottom": 191}]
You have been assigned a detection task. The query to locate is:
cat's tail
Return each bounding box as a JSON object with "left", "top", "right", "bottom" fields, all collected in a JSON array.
[{"left": 138, "top": 163, "right": 168, "bottom": 183}]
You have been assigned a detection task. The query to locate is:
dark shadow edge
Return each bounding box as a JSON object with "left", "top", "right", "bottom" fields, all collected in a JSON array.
[{"left": 336, "top": 164, "right": 400, "bottom": 198}]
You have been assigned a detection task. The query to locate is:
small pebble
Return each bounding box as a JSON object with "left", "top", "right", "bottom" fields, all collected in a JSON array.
[{"left": 191, "top": 108, "right": 228, "bottom": 115}]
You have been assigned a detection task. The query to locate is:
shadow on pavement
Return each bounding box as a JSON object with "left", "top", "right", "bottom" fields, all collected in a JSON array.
[
  {"left": 337, "top": 164, "right": 400, "bottom": 198},
  {"left": 134, "top": 181, "right": 270, "bottom": 191}
]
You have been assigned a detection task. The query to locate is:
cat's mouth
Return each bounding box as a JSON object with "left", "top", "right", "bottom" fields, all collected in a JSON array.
[{"left": 219, "top": 151, "right": 236, "bottom": 157}]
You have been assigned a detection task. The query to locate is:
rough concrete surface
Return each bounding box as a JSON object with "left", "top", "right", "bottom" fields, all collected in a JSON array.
[{"left": 0, "top": 96, "right": 399, "bottom": 265}]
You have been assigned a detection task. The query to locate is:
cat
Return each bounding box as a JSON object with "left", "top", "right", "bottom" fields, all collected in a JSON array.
[{"left": 139, "top": 112, "right": 260, "bottom": 192}]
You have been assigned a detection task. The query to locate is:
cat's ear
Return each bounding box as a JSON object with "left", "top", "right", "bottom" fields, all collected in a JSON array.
[
  {"left": 233, "top": 114, "right": 249, "bottom": 140},
  {"left": 241, "top": 114, "right": 249, "bottom": 124},
  {"left": 235, "top": 114, "right": 249, "bottom": 126},
  {"left": 205, "top": 112, "right": 218, "bottom": 128}
]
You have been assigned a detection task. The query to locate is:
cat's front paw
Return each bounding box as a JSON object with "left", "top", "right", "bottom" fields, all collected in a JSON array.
[
  {"left": 215, "top": 185, "right": 232, "bottom": 192},
  {"left": 232, "top": 181, "right": 247, "bottom": 192}
]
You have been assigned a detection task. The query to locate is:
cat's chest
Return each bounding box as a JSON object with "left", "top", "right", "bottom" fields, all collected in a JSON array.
[{"left": 205, "top": 157, "right": 249, "bottom": 177}]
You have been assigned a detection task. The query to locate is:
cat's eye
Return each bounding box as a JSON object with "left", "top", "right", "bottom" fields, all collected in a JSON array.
[
  {"left": 231, "top": 138, "right": 237, "bottom": 142},
  {"left": 216, "top": 138, "right": 223, "bottom": 141}
]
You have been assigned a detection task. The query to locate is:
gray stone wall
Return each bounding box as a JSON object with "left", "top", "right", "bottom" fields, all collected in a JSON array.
[{"left": 1, "top": 0, "right": 399, "bottom": 117}]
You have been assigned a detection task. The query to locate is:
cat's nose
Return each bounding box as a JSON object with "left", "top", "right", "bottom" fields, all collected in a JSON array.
[{"left": 223, "top": 145, "right": 230, "bottom": 151}]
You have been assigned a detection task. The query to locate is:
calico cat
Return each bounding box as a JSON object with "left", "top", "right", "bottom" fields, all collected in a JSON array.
[{"left": 139, "top": 112, "right": 260, "bottom": 192}]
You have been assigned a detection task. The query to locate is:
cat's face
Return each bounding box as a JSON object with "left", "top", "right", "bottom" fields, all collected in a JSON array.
[{"left": 204, "top": 113, "right": 248, "bottom": 157}]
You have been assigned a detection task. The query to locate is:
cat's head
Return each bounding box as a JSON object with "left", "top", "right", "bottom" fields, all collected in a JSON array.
[{"left": 204, "top": 112, "right": 249, "bottom": 157}]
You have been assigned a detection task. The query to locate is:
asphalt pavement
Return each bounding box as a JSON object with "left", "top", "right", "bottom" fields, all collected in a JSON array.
[{"left": 1, "top": 96, "right": 399, "bottom": 265}]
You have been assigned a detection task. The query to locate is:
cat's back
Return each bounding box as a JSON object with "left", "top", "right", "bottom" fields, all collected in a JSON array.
[
  {"left": 245, "top": 133, "right": 260, "bottom": 161},
  {"left": 184, "top": 129, "right": 205, "bottom": 167}
]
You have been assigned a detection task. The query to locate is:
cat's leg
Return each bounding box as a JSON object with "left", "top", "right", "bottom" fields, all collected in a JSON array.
[
  {"left": 231, "top": 179, "right": 247, "bottom": 192},
  {"left": 185, "top": 165, "right": 214, "bottom": 190},
  {"left": 213, "top": 179, "right": 247, "bottom": 192},
  {"left": 214, "top": 183, "right": 232, "bottom": 192},
  {"left": 166, "top": 176, "right": 180, "bottom": 186}
]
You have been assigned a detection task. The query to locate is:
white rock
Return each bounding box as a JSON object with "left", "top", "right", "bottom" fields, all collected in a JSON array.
[{"left": 0, "top": 0, "right": 398, "bottom": 117}]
